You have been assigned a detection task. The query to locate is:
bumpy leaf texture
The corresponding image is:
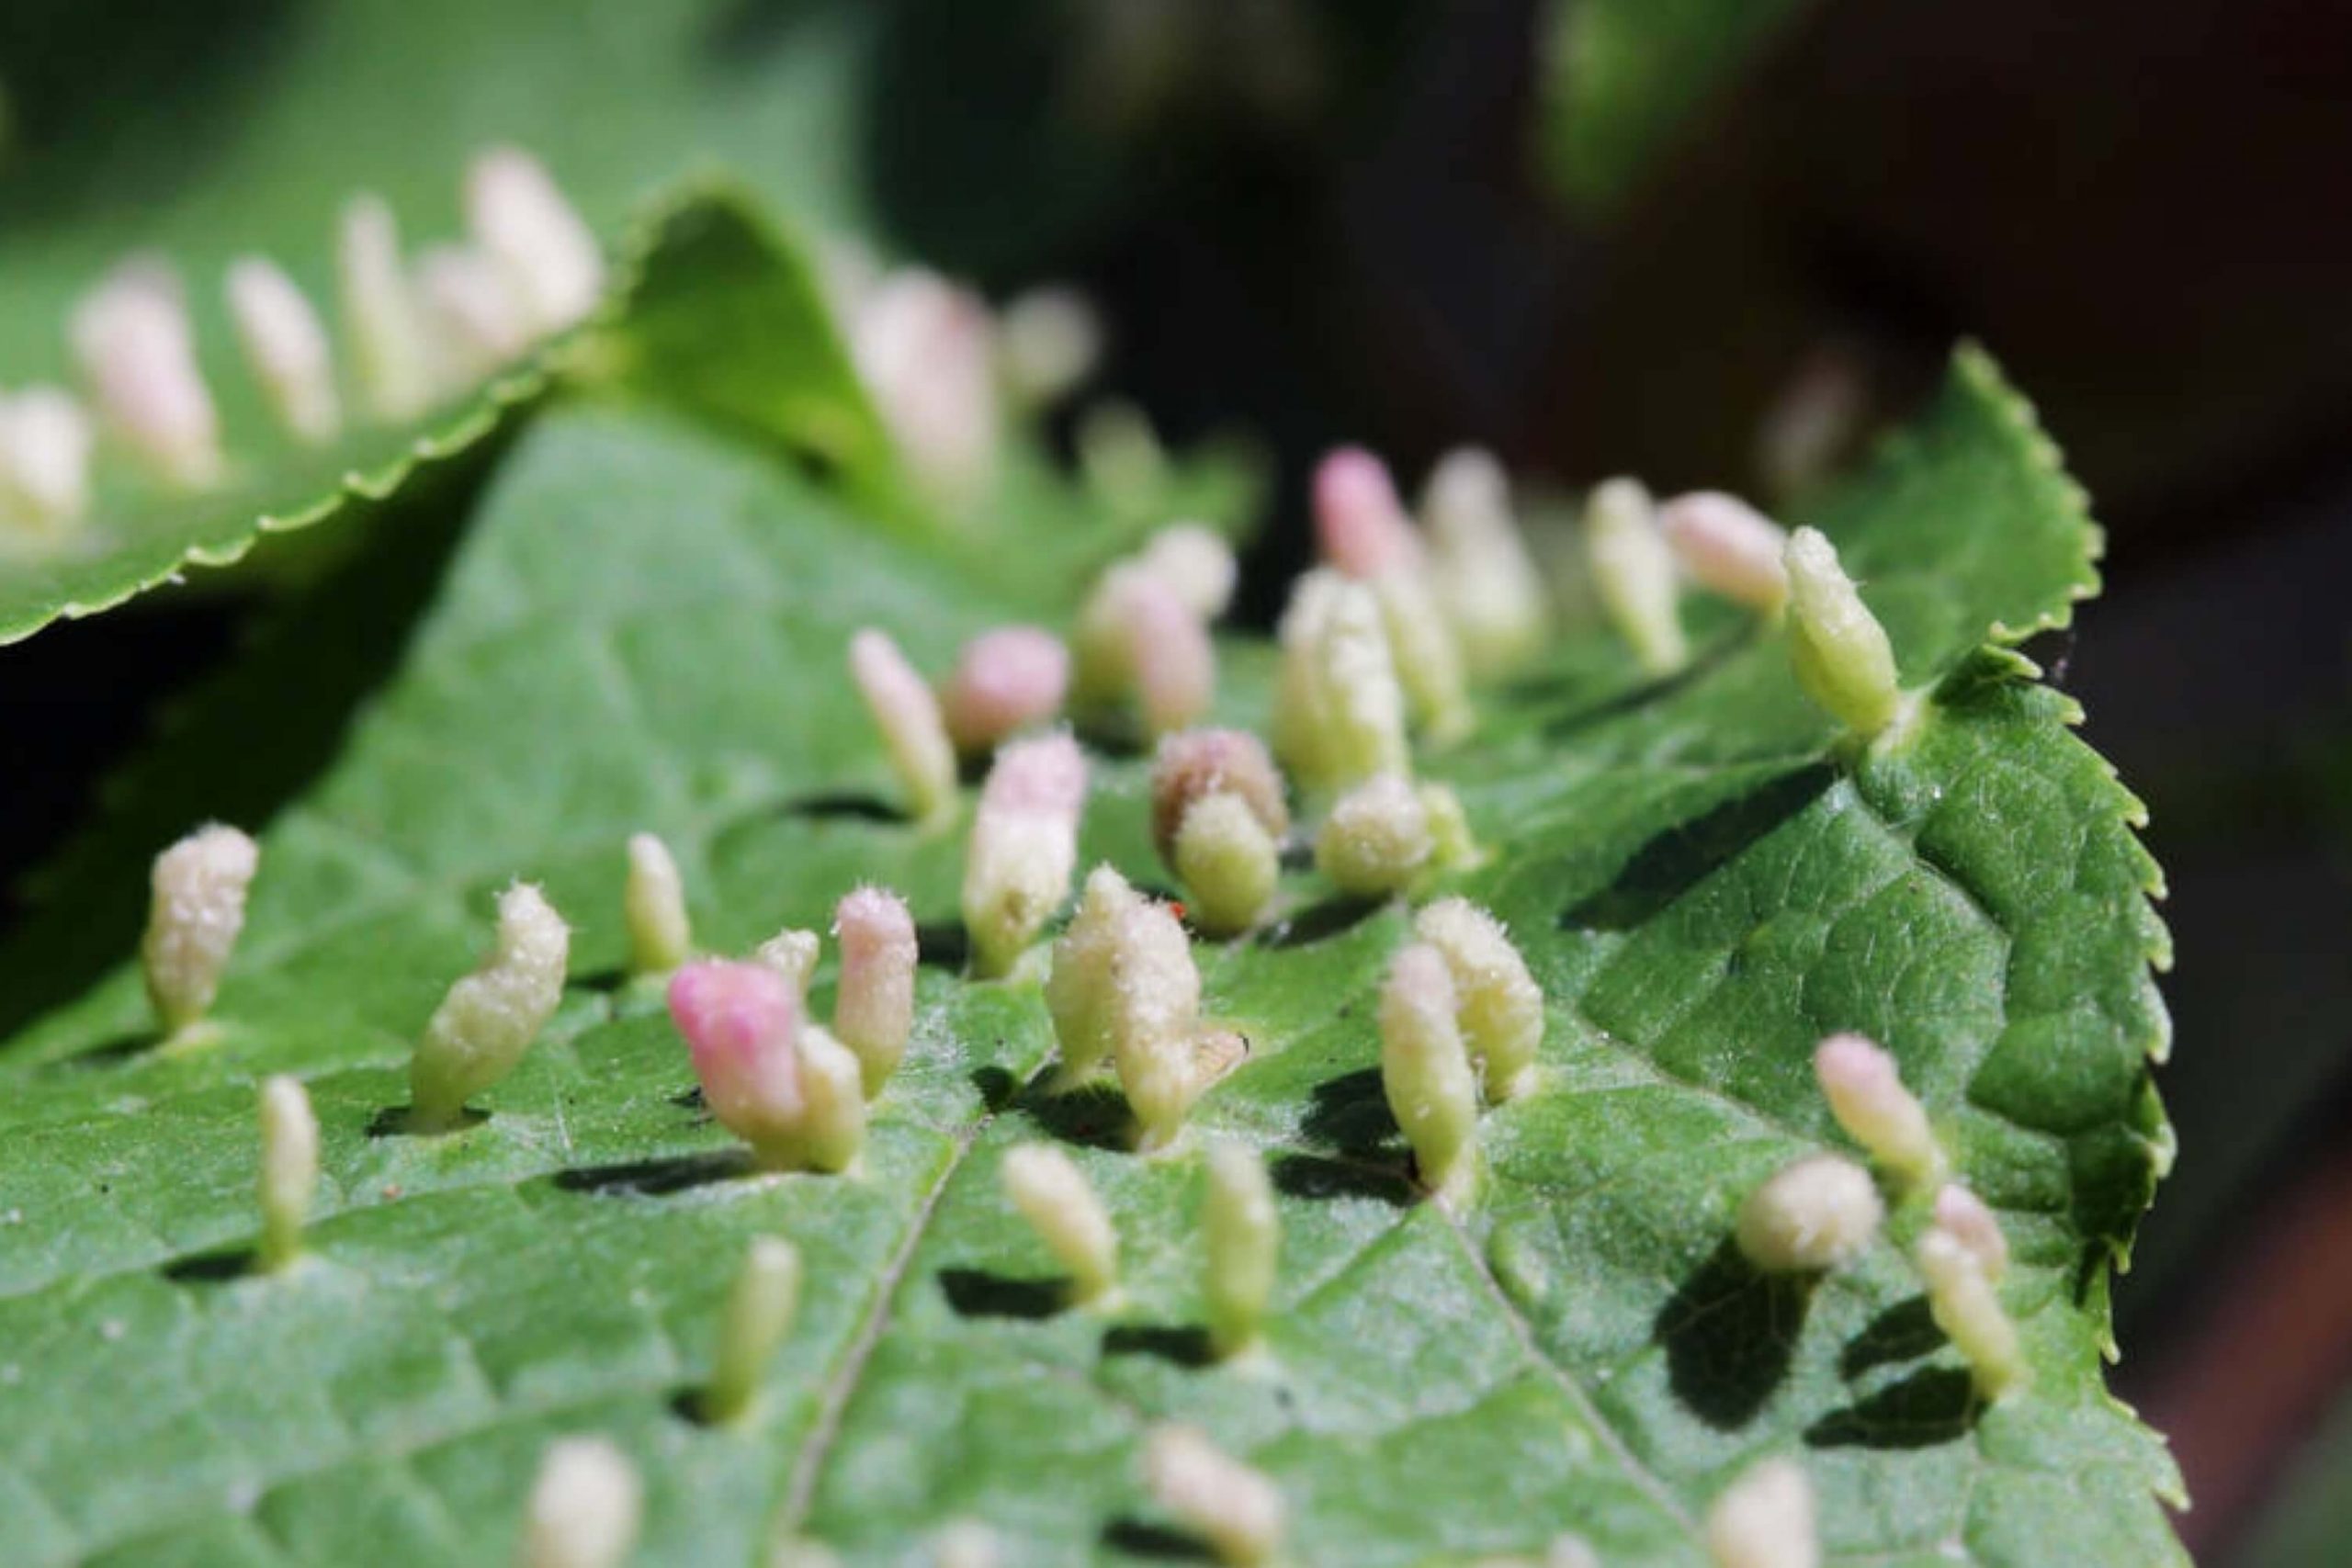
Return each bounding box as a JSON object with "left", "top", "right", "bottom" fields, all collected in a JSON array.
[{"left": 0, "top": 335, "right": 2179, "bottom": 1563}]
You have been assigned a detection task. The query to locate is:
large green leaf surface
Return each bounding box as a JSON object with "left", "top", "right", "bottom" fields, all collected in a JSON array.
[
  {"left": 0, "top": 352, "right": 2180, "bottom": 1563},
  {"left": 0, "top": 0, "right": 884, "bottom": 642}
]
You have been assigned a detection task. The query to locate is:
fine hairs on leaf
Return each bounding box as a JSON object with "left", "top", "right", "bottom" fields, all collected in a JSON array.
[{"left": 0, "top": 268, "right": 2180, "bottom": 1568}]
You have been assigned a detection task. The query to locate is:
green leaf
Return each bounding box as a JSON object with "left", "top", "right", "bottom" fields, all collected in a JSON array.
[
  {"left": 0, "top": 350, "right": 2179, "bottom": 1562},
  {"left": 1537, "top": 0, "right": 1823, "bottom": 210},
  {"left": 0, "top": 0, "right": 882, "bottom": 642},
  {"left": 587, "top": 184, "right": 895, "bottom": 510}
]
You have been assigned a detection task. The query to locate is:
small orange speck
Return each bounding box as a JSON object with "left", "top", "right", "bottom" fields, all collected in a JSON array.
[{"left": 381, "top": 1184, "right": 402, "bottom": 1200}]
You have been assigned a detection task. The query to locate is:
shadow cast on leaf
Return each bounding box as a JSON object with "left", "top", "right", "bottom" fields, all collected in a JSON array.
[
  {"left": 366, "top": 1106, "right": 489, "bottom": 1139},
  {"left": 1839, "top": 1296, "right": 1946, "bottom": 1379},
  {"left": 1270, "top": 1152, "right": 1415, "bottom": 1207},
  {"left": 569, "top": 964, "right": 634, "bottom": 997},
  {"left": 1013, "top": 1077, "right": 1133, "bottom": 1152},
  {"left": 39, "top": 1032, "right": 158, "bottom": 1074},
  {"left": 1069, "top": 714, "right": 1148, "bottom": 761},
  {"left": 970, "top": 1065, "right": 1018, "bottom": 1112},
  {"left": 774, "top": 789, "right": 907, "bottom": 826},
  {"left": 1561, "top": 764, "right": 1835, "bottom": 933},
  {"left": 938, "top": 1267, "right": 1065, "bottom": 1320},
  {"left": 1655, "top": 1238, "right": 1811, "bottom": 1430},
  {"left": 162, "top": 1246, "right": 256, "bottom": 1285},
  {"left": 1298, "top": 1066, "right": 1396, "bottom": 1159},
  {"left": 0, "top": 443, "right": 493, "bottom": 1042},
  {"left": 1259, "top": 895, "right": 1385, "bottom": 952},
  {"left": 1804, "top": 1366, "right": 1977, "bottom": 1450},
  {"left": 552, "top": 1149, "right": 749, "bottom": 1195},
  {"left": 912, "top": 920, "right": 972, "bottom": 972},
  {"left": 1536, "top": 630, "right": 1751, "bottom": 741},
  {"left": 1102, "top": 1324, "right": 1214, "bottom": 1369},
  {"left": 1102, "top": 1518, "right": 1218, "bottom": 1562}
]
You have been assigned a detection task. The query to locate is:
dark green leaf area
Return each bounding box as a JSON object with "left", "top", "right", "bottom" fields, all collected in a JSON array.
[{"left": 0, "top": 354, "right": 2178, "bottom": 1563}]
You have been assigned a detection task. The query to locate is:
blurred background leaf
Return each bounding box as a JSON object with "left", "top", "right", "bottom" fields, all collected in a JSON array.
[{"left": 1534, "top": 0, "right": 1824, "bottom": 210}]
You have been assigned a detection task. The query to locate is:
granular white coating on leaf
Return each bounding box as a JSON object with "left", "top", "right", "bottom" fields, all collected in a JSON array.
[
  {"left": 754, "top": 928, "right": 822, "bottom": 998},
  {"left": 1933, "top": 1183, "right": 2010, "bottom": 1282},
  {"left": 940, "top": 626, "right": 1070, "bottom": 753},
  {"left": 1917, "top": 1226, "right": 2027, "bottom": 1399},
  {"left": 1415, "top": 897, "right": 1544, "bottom": 1101},
  {"left": 1311, "top": 581, "right": 1412, "bottom": 786},
  {"left": 851, "top": 627, "right": 960, "bottom": 827},
  {"left": 522, "top": 1436, "right": 641, "bottom": 1568},
  {"left": 1270, "top": 568, "right": 1344, "bottom": 784},
  {"left": 1704, "top": 1457, "right": 1816, "bottom": 1568},
  {"left": 226, "top": 256, "right": 341, "bottom": 445},
  {"left": 71, "top": 261, "right": 223, "bottom": 489},
  {"left": 998, "top": 287, "right": 1100, "bottom": 408},
  {"left": 465, "top": 145, "right": 605, "bottom": 336},
  {"left": 1171, "top": 793, "right": 1281, "bottom": 937},
  {"left": 1149, "top": 728, "right": 1289, "bottom": 865},
  {"left": 848, "top": 267, "right": 1001, "bottom": 507},
  {"left": 793, "top": 1024, "right": 868, "bottom": 1173},
  {"left": 1313, "top": 446, "right": 1422, "bottom": 579},
  {"left": 1075, "top": 567, "right": 1216, "bottom": 738},
  {"left": 703, "top": 1235, "right": 800, "bottom": 1424},
  {"left": 1202, "top": 1142, "right": 1279, "bottom": 1358},
  {"left": 964, "top": 811, "right": 1078, "bottom": 981},
  {"left": 1139, "top": 523, "right": 1238, "bottom": 619},
  {"left": 1130, "top": 578, "right": 1218, "bottom": 739},
  {"left": 1735, "top": 1155, "right": 1883, "bottom": 1274},
  {"left": 1046, "top": 865, "right": 1145, "bottom": 1084},
  {"left": 337, "top": 194, "right": 435, "bottom": 422},
  {"left": 1658, "top": 491, "right": 1789, "bottom": 612},
  {"left": 418, "top": 245, "right": 531, "bottom": 384},
  {"left": 1814, "top": 1032, "right": 1944, "bottom": 1188},
  {"left": 141, "top": 823, "right": 260, "bottom": 1034},
  {"left": 1373, "top": 567, "right": 1472, "bottom": 742},
  {"left": 1379, "top": 943, "right": 1480, "bottom": 1203},
  {"left": 1423, "top": 446, "right": 1549, "bottom": 679},
  {"left": 408, "top": 883, "right": 570, "bottom": 1124},
  {"left": 1143, "top": 1425, "right": 1286, "bottom": 1566},
  {"left": 670, "top": 960, "right": 806, "bottom": 1162},
  {"left": 831, "top": 886, "right": 918, "bottom": 1097},
  {"left": 0, "top": 386, "right": 96, "bottom": 535},
  {"left": 255, "top": 1075, "right": 317, "bottom": 1272},
  {"left": 1586, "top": 476, "right": 1687, "bottom": 676},
  {"left": 1274, "top": 572, "right": 1409, "bottom": 791},
  {"left": 1418, "top": 781, "right": 1481, "bottom": 872},
  {"left": 624, "top": 831, "right": 693, "bottom": 976},
  {"left": 1109, "top": 900, "right": 1207, "bottom": 1152},
  {"left": 930, "top": 1519, "right": 1003, "bottom": 1568},
  {"left": 1317, "top": 774, "right": 1431, "bottom": 897},
  {"left": 1783, "top": 526, "right": 1902, "bottom": 737},
  {"left": 1001, "top": 1143, "right": 1118, "bottom": 1303}
]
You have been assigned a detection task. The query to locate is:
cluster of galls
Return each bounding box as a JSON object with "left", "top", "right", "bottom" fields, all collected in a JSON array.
[
  {"left": 0, "top": 148, "right": 602, "bottom": 547},
  {"left": 1676, "top": 1034, "right": 2030, "bottom": 1568},
  {"left": 131, "top": 439, "right": 1964, "bottom": 1568},
  {"left": 1737, "top": 1033, "right": 2026, "bottom": 1403}
]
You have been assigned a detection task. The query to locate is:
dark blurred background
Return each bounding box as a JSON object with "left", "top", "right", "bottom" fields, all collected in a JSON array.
[{"left": 3, "top": 0, "right": 2349, "bottom": 1558}]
